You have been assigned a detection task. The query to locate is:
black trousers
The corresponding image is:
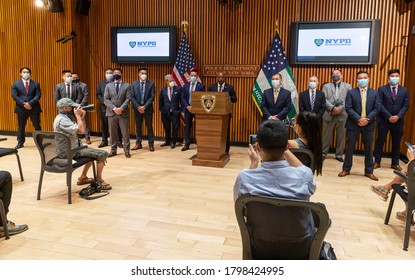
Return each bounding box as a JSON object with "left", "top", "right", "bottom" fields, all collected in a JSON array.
[
  {"left": 184, "top": 111, "right": 195, "bottom": 146},
  {"left": 161, "top": 112, "right": 180, "bottom": 145},
  {"left": 0, "top": 171, "right": 12, "bottom": 226},
  {"left": 134, "top": 111, "right": 154, "bottom": 146},
  {"left": 374, "top": 122, "right": 404, "bottom": 166},
  {"left": 343, "top": 126, "right": 374, "bottom": 174},
  {"left": 17, "top": 111, "right": 41, "bottom": 144}
]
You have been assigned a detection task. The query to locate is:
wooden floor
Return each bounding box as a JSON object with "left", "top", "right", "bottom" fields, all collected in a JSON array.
[{"left": 0, "top": 135, "right": 414, "bottom": 260}]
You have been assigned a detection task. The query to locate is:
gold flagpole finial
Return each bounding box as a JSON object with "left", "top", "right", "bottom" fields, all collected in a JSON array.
[
  {"left": 275, "top": 19, "right": 279, "bottom": 33},
  {"left": 181, "top": 20, "right": 189, "bottom": 34}
]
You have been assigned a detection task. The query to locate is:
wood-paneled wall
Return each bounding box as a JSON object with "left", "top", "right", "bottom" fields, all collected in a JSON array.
[{"left": 0, "top": 0, "right": 413, "bottom": 153}]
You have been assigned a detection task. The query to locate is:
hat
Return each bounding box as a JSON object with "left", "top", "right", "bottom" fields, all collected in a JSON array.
[{"left": 57, "top": 98, "right": 80, "bottom": 108}]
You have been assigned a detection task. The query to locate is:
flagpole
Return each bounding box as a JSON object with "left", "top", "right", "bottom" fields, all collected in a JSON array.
[{"left": 275, "top": 19, "right": 279, "bottom": 34}]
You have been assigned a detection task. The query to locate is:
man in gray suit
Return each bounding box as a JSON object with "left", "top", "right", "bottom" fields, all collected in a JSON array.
[
  {"left": 322, "top": 69, "right": 352, "bottom": 162},
  {"left": 104, "top": 68, "right": 132, "bottom": 158},
  {"left": 72, "top": 72, "right": 91, "bottom": 144}
]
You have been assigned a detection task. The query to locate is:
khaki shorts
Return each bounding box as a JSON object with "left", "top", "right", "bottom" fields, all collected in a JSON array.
[{"left": 76, "top": 147, "right": 108, "bottom": 163}]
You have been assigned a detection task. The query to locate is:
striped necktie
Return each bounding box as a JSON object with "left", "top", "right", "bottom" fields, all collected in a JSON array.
[{"left": 311, "top": 90, "right": 315, "bottom": 111}]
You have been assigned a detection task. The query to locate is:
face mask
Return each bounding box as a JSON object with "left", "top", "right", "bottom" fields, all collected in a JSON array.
[
  {"left": 168, "top": 81, "right": 175, "bottom": 87},
  {"left": 106, "top": 74, "right": 113, "bottom": 80},
  {"left": 140, "top": 74, "right": 147, "bottom": 81},
  {"left": 389, "top": 77, "right": 399, "bottom": 85},
  {"left": 190, "top": 76, "right": 197, "bottom": 83},
  {"left": 271, "top": 79, "right": 280, "bottom": 88},
  {"left": 72, "top": 79, "right": 79, "bottom": 84},
  {"left": 22, "top": 73, "right": 30, "bottom": 80},
  {"left": 332, "top": 75, "right": 340, "bottom": 82},
  {"left": 113, "top": 74, "right": 121, "bottom": 80},
  {"left": 65, "top": 77, "right": 73, "bottom": 84},
  {"left": 357, "top": 79, "right": 369, "bottom": 87},
  {"left": 309, "top": 82, "right": 317, "bottom": 89}
]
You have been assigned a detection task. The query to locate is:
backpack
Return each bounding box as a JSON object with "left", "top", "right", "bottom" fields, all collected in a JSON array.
[
  {"left": 79, "top": 180, "right": 109, "bottom": 200},
  {"left": 319, "top": 241, "right": 337, "bottom": 260}
]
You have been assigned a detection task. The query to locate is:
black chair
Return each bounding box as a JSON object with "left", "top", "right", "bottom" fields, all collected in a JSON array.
[
  {"left": 235, "top": 195, "right": 331, "bottom": 260},
  {"left": 0, "top": 191, "right": 10, "bottom": 239},
  {"left": 384, "top": 160, "right": 415, "bottom": 251},
  {"left": 0, "top": 138, "right": 24, "bottom": 181},
  {"left": 289, "top": 148, "right": 315, "bottom": 173},
  {"left": 32, "top": 131, "right": 96, "bottom": 204}
]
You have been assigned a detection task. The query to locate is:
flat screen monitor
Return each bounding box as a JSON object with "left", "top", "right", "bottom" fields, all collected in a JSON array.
[
  {"left": 290, "top": 20, "right": 381, "bottom": 65},
  {"left": 111, "top": 26, "right": 177, "bottom": 63}
]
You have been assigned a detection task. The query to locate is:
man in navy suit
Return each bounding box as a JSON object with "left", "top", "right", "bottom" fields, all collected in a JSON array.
[
  {"left": 299, "top": 75, "right": 326, "bottom": 122},
  {"left": 374, "top": 69, "right": 410, "bottom": 171},
  {"left": 180, "top": 69, "right": 206, "bottom": 151},
  {"left": 159, "top": 74, "right": 181, "bottom": 149},
  {"left": 131, "top": 67, "right": 156, "bottom": 152},
  {"left": 260, "top": 73, "right": 292, "bottom": 122},
  {"left": 11, "top": 67, "right": 42, "bottom": 149},
  {"left": 338, "top": 70, "right": 381, "bottom": 181},
  {"left": 208, "top": 72, "right": 237, "bottom": 154}
]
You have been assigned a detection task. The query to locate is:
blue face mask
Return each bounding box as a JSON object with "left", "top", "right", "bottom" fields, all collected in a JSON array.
[
  {"left": 22, "top": 73, "right": 30, "bottom": 80},
  {"left": 357, "top": 79, "right": 369, "bottom": 87},
  {"left": 190, "top": 76, "right": 197, "bottom": 83},
  {"left": 65, "top": 77, "right": 73, "bottom": 84},
  {"left": 271, "top": 79, "right": 280, "bottom": 88},
  {"left": 105, "top": 74, "right": 113, "bottom": 80},
  {"left": 389, "top": 77, "right": 399, "bottom": 85},
  {"left": 309, "top": 82, "right": 317, "bottom": 89}
]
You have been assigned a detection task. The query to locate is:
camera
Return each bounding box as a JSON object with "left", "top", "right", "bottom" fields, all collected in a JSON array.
[
  {"left": 249, "top": 134, "right": 257, "bottom": 145},
  {"left": 282, "top": 118, "right": 294, "bottom": 127},
  {"left": 80, "top": 104, "right": 95, "bottom": 112}
]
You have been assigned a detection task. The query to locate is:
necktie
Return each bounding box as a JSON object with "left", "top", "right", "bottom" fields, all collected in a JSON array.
[
  {"left": 140, "top": 82, "right": 145, "bottom": 104},
  {"left": 168, "top": 88, "right": 172, "bottom": 101},
  {"left": 67, "top": 84, "right": 71, "bottom": 100},
  {"left": 219, "top": 85, "right": 223, "bottom": 92},
  {"left": 335, "top": 84, "right": 339, "bottom": 100},
  {"left": 361, "top": 88, "right": 367, "bottom": 118},
  {"left": 116, "top": 82, "right": 120, "bottom": 94},
  {"left": 273, "top": 89, "right": 278, "bottom": 104},
  {"left": 311, "top": 90, "right": 315, "bottom": 111},
  {"left": 189, "top": 83, "right": 195, "bottom": 104},
  {"left": 392, "top": 87, "right": 397, "bottom": 101},
  {"left": 25, "top": 81, "right": 29, "bottom": 93}
]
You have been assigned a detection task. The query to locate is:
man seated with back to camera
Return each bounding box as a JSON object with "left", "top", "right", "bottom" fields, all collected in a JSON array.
[{"left": 54, "top": 98, "right": 112, "bottom": 190}]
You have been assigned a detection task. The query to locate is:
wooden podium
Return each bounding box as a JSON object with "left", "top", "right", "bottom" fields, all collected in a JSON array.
[{"left": 191, "top": 91, "right": 232, "bottom": 168}]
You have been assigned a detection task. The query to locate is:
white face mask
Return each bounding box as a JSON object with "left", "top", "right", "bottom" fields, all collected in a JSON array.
[
  {"left": 190, "top": 76, "right": 197, "bottom": 83},
  {"left": 140, "top": 74, "right": 147, "bottom": 81},
  {"left": 168, "top": 81, "right": 175, "bottom": 87},
  {"left": 271, "top": 79, "right": 280, "bottom": 88},
  {"left": 65, "top": 77, "right": 73, "bottom": 84}
]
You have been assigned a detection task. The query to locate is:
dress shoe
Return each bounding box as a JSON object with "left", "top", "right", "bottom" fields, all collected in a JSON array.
[
  {"left": 98, "top": 142, "right": 108, "bottom": 148},
  {"left": 365, "top": 173, "right": 379, "bottom": 181},
  {"left": 160, "top": 142, "right": 170, "bottom": 147},
  {"left": 117, "top": 142, "right": 123, "bottom": 148},
  {"left": 171, "top": 144, "right": 176, "bottom": 149},
  {"left": 373, "top": 163, "right": 381, "bottom": 169},
  {"left": 391, "top": 164, "right": 402, "bottom": 171},
  {"left": 108, "top": 151, "right": 117, "bottom": 157},
  {"left": 338, "top": 170, "right": 350, "bottom": 177},
  {"left": 15, "top": 143, "right": 24, "bottom": 149},
  {"left": 149, "top": 146, "right": 155, "bottom": 152},
  {"left": 86, "top": 138, "right": 92, "bottom": 145},
  {"left": 125, "top": 152, "right": 131, "bottom": 158},
  {"left": 0, "top": 221, "right": 28, "bottom": 237},
  {"left": 181, "top": 145, "right": 190, "bottom": 151},
  {"left": 335, "top": 157, "right": 344, "bottom": 162},
  {"left": 131, "top": 144, "right": 143, "bottom": 150}
]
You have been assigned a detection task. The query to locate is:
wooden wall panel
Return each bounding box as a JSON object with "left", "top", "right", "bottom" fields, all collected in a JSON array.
[{"left": 0, "top": 0, "right": 413, "bottom": 155}]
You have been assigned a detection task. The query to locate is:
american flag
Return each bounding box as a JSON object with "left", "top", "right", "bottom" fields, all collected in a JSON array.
[{"left": 172, "top": 32, "right": 198, "bottom": 87}]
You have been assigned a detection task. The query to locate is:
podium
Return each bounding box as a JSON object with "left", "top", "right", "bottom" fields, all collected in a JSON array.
[{"left": 191, "top": 91, "right": 232, "bottom": 168}]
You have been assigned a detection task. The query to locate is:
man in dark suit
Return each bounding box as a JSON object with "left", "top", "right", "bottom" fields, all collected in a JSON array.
[
  {"left": 131, "top": 67, "right": 156, "bottom": 152},
  {"left": 260, "top": 73, "right": 292, "bottom": 122},
  {"left": 374, "top": 69, "right": 410, "bottom": 171},
  {"left": 180, "top": 69, "right": 206, "bottom": 151},
  {"left": 338, "top": 70, "right": 381, "bottom": 181},
  {"left": 104, "top": 68, "right": 132, "bottom": 158},
  {"left": 208, "top": 72, "right": 237, "bottom": 154},
  {"left": 72, "top": 72, "right": 91, "bottom": 144},
  {"left": 96, "top": 68, "right": 123, "bottom": 148},
  {"left": 159, "top": 74, "right": 181, "bottom": 149},
  {"left": 11, "top": 67, "right": 42, "bottom": 149},
  {"left": 54, "top": 70, "right": 82, "bottom": 104},
  {"left": 299, "top": 75, "right": 326, "bottom": 121}
]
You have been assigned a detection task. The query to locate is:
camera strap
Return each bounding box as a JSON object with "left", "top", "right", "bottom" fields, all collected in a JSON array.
[{"left": 79, "top": 191, "right": 109, "bottom": 200}]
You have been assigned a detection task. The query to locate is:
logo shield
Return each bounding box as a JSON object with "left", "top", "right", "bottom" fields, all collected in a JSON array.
[
  {"left": 314, "top": 39, "right": 324, "bottom": 47},
  {"left": 201, "top": 94, "right": 216, "bottom": 113},
  {"left": 129, "top": 41, "right": 136, "bottom": 48}
]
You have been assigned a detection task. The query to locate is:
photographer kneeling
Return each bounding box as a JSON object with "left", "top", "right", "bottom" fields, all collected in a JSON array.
[{"left": 54, "top": 98, "right": 112, "bottom": 190}]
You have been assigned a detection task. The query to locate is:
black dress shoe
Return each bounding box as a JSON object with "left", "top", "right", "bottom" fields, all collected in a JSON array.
[
  {"left": 171, "top": 144, "right": 176, "bottom": 149},
  {"left": 181, "top": 145, "right": 189, "bottom": 151},
  {"left": 108, "top": 151, "right": 117, "bottom": 157},
  {"left": 15, "top": 143, "right": 24, "bottom": 149},
  {"left": 335, "top": 157, "right": 344, "bottom": 162},
  {"left": 117, "top": 142, "right": 123, "bottom": 148},
  {"left": 125, "top": 152, "right": 131, "bottom": 158},
  {"left": 160, "top": 142, "right": 170, "bottom": 147},
  {"left": 98, "top": 142, "right": 108, "bottom": 148}
]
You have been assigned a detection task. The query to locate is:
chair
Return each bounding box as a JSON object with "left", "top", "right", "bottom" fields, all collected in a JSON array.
[
  {"left": 0, "top": 138, "right": 24, "bottom": 181},
  {"left": 384, "top": 160, "right": 415, "bottom": 251},
  {"left": 289, "top": 148, "right": 315, "bottom": 173},
  {"left": 235, "top": 195, "right": 331, "bottom": 260},
  {"left": 0, "top": 191, "right": 10, "bottom": 239},
  {"left": 32, "top": 131, "right": 96, "bottom": 204}
]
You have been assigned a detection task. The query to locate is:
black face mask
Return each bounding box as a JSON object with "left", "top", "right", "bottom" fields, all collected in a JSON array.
[
  {"left": 113, "top": 74, "right": 121, "bottom": 80},
  {"left": 332, "top": 75, "right": 340, "bottom": 82},
  {"left": 72, "top": 79, "right": 80, "bottom": 84}
]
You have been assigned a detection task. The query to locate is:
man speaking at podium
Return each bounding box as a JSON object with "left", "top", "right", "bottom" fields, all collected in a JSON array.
[{"left": 208, "top": 72, "right": 237, "bottom": 154}]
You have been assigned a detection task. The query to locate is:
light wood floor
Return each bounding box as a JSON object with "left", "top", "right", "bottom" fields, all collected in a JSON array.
[{"left": 0, "top": 135, "right": 414, "bottom": 260}]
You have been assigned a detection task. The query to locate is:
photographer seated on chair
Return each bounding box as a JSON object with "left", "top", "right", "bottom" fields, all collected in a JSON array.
[
  {"left": 54, "top": 98, "right": 111, "bottom": 190},
  {"left": 0, "top": 171, "right": 28, "bottom": 237}
]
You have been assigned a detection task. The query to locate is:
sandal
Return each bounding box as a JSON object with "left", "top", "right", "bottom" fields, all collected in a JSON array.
[
  {"left": 369, "top": 185, "right": 389, "bottom": 202},
  {"left": 77, "top": 176, "right": 94, "bottom": 186},
  {"left": 99, "top": 181, "right": 112, "bottom": 190}
]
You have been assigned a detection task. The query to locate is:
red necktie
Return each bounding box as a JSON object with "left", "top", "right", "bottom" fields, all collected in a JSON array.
[
  {"left": 392, "top": 87, "right": 397, "bottom": 101},
  {"left": 25, "top": 81, "right": 29, "bottom": 93}
]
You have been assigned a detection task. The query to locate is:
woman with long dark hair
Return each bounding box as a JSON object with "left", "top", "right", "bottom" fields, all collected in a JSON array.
[{"left": 288, "top": 111, "right": 323, "bottom": 175}]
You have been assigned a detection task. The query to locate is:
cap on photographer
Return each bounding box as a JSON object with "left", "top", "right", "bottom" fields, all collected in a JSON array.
[{"left": 54, "top": 98, "right": 112, "bottom": 190}]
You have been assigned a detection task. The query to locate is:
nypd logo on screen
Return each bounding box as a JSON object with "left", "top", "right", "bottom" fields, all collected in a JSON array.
[
  {"left": 129, "top": 41, "right": 157, "bottom": 48},
  {"left": 314, "top": 38, "right": 352, "bottom": 47}
]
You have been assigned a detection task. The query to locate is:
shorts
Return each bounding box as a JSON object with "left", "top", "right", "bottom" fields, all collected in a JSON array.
[{"left": 76, "top": 147, "right": 108, "bottom": 163}]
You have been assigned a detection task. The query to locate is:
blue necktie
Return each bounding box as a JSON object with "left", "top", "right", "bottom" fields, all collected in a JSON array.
[
  {"left": 116, "top": 82, "right": 120, "bottom": 94},
  {"left": 140, "top": 82, "right": 145, "bottom": 105},
  {"left": 311, "top": 90, "right": 315, "bottom": 111}
]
